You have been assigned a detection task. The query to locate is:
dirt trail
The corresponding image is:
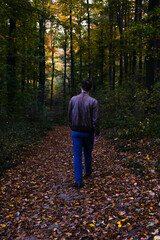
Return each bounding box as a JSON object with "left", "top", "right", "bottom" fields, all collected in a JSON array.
[{"left": 0, "top": 126, "right": 159, "bottom": 239}]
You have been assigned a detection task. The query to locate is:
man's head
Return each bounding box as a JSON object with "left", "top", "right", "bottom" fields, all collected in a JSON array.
[{"left": 81, "top": 79, "right": 92, "bottom": 92}]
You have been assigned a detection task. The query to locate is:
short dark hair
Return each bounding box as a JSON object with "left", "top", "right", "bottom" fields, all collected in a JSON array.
[{"left": 81, "top": 79, "right": 92, "bottom": 91}]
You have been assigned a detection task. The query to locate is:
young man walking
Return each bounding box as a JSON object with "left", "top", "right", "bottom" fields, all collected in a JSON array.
[{"left": 68, "top": 79, "right": 99, "bottom": 189}]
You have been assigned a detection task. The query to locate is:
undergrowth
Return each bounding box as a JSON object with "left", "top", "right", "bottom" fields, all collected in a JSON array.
[{"left": 0, "top": 117, "right": 55, "bottom": 175}]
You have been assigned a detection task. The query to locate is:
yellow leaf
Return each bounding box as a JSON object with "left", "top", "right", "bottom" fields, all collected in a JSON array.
[
  {"left": 42, "top": 216, "right": 45, "bottom": 220},
  {"left": 122, "top": 218, "right": 128, "bottom": 222},
  {"left": 117, "top": 221, "right": 123, "bottom": 227},
  {"left": 89, "top": 223, "right": 95, "bottom": 227},
  {"left": 2, "top": 224, "right": 6, "bottom": 228}
]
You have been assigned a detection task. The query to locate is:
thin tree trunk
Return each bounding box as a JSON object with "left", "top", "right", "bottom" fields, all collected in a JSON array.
[
  {"left": 7, "top": 18, "right": 16, "bottom": 115},
  {"left": 124, "top": 6, "right": 128, "bottom": 77},
  {"left": 119, "top": 53, "right": 123, "bottom": 86},
  {"left": 92, "top": 62, "right": 95, "bottom": 91},
  {"left": 79, "top": 16, "right": 82, "bottom": 83},
  {"left": 146, "top": 0, "right": 160, "bottom": 90},
  {"left": 132, "top": 0, "right": 139, "bottom": 75},
  {"left": 117, "top": 6, "right": 123, "bottom": 86},
  {"left": 87, "top": 0, "right": 91, "bottom": 80},
  {"left": 112, "top": 58, "right": 115, "bottom": 90},
  {"left": 100, "top": 37, "right": 104, "bottom": 85},
  {"left": 38, "top": 16, "right": 45, "bottom": 106},
  {"left": 50, "top": 40, "right": 54, "bottom": 110},
  {"left": 109, "top": 43, "right": 112, "bottom": 89},
  {"left": 109, "top": 4, "right": 113, "bottom": 89},
  {"left": 63, "top": 30, "right": 67, "bottom": 112},
  {"left": 70, "top": 4, "right": 74, "bottom": 96},
  {"left": 138, "top": 0, "right": 143, "bottom": 81},
  {"left": 33, "top": 52, "right": 38, "bottom": 89},
  {"left": 21, "top": 53, "right": 25, "bottom": 92}
]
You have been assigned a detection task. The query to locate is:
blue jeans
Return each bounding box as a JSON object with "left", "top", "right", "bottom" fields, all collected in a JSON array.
[{"left": 72, "top": 131, "right": 94, "bottom": 184}]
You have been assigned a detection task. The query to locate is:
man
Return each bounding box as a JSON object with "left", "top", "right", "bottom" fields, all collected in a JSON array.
[{"left": 68, "top": 79, "right": 99, "bottom": 189}]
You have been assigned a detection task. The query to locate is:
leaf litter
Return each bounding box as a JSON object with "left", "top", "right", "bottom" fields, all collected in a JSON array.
[{"left": 0, "top": 126, "right": 159, "bottom": 239}]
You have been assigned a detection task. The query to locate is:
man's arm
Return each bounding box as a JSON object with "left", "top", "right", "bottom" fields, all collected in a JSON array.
[{"left": 92, "top": 100, "right": 99, "bottom": 138}]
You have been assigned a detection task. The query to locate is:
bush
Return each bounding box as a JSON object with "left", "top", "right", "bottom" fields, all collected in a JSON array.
[
  {"left": 97, "top": 81, "right": 160, "bottom": 138},
  {"left": 0, "top": 116, "right": 55, "bottom": 175}
]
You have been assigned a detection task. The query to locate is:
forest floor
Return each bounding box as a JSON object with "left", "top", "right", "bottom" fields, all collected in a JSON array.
[{"left": 0, "top": 126, "right": 159, "bottom": 240}]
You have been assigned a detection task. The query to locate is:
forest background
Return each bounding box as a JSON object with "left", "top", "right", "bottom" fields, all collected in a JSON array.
[{"left": 0, "top": 0, "right": 160, "bottom": 172}]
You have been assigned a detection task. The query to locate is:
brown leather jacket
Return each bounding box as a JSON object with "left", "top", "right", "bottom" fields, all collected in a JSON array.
[{"left": 68, "top": 92, "right": 99, "bottom": 136}]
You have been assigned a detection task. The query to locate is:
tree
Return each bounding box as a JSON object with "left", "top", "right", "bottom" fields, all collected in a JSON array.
[
  {"left": 146, "top": 0, "right": 160, "bottom": 90},
  {"left": 70, "top": 1, "right": 75, "bottom": 96},
  {"left": 109, "top": 0, "right": 114, "bottom": 89},
  {"left": 6, "top": 17, "right": 17, "bottom": 114},
  {"left": 87, "top": 0, "right": 91, "bottom": 80}
]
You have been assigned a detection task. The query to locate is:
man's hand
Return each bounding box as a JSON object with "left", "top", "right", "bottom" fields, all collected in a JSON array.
[{"left": 94, "top": 136, "right": 99, "bottom": 143}]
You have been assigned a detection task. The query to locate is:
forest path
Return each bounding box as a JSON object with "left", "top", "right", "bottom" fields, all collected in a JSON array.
[{"left": 0, "top": 126, "right": 159, "bottom": 240}]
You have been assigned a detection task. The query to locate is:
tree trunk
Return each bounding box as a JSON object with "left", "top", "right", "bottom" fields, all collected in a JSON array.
[
  {"left": 38, "top": 16, "right": 45, "bottom": 106},
  {"left": 146, "top": 0, "right": 160, "bottom": 90},
  {"left": 124, "top": 4, "right": 128, "bottom": 78},
  {"left": 109, "top": 3, "right": 113, "bottom": 89},
  {"left": 138, "top": 0, "right": 143, "bottom": 79},
  {"left": 33, "top": 52, "right": 38, "bottom": 89},
  {"left": 21, "top": 53, "right": 25, "bottom": 92},
  {"left": 87, "top": 0, "right": 91, "bottom": 80},
  {"left": 112, "top": 58, "right": 115, "bottom": 90},
  {"left": 63, "top": 30, "right": 67, "bottom": 112},
  {"left": 99, "top": 12, "right": 104, "bottom": 85},
  {"left": 70, "top": 5, "right": 74, "bottom": 96},
  {"left": 117, "top": 5, "right": 123, "bottom": 86},
  {"left": 119, "top": 53, "right": 123, "bottom": 86},
  {"left": 132, "top": 0, "right": 139, "bottom": 75},
  {"left": 50, "top": 40, "right": 54, "bottom": 110},
  {"left": 7, "top": 18, "right": 17, "bottom": 115},
  {"left": 79, "top": 16, "right": 83, "bottom": 83}
]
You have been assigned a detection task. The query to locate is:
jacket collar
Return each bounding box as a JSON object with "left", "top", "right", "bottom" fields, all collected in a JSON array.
[{"left": 81, "top": 90, "right": 89, "bottom": 95}]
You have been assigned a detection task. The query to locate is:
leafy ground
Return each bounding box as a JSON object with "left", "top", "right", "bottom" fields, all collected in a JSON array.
[
  {"left": 0, "top": 126, "right": 159, "bottom": 240},
  {"left": 0, "top": 119, "right": 54, "bottom": 174}
]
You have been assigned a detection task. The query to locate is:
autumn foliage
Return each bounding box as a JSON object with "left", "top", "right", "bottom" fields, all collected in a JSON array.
[{"left": 0, "top": 127, "right": 159, "bottom": 239}]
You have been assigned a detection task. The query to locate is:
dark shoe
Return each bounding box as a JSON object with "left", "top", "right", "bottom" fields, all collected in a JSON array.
[
  {"left": 84, "top": 173, "right": 91, "bottom": 179},
  {"left": 74, "top": 182, "right": 84, "bottom": 189}
]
